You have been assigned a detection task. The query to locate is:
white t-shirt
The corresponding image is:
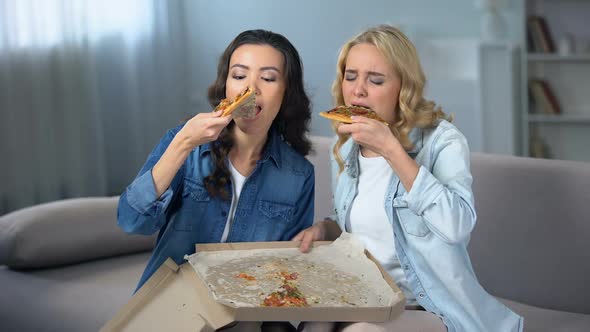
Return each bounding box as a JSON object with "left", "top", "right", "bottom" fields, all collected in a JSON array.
[
  {"left": 347, "top": 152, "right": 415, "bottom": 303},
  {"left": 220, "top": 160, "right": 247, "bottom": 243}
]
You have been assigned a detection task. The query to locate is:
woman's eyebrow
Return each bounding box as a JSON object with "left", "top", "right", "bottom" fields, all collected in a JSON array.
[
  {"left": 260, "top": 66, "right": 281, "bottom": 74},
  {"left": 230, "top": 64, "right": 249, "bottom": 70},
  {"left": 345, "top": 69, "right": 385, "bottom": 77},
  {"left": 367, "top": 71, "right": 385, "bottom": 77}
]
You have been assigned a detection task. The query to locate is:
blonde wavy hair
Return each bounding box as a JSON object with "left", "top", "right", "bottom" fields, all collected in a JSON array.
[{"left": 331, "top": 24, "right": 451, "bottom": 173}]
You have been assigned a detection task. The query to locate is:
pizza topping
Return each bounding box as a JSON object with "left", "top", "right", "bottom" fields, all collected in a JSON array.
[
  {"left": 279, "top": 271, "right": 299, "bottom": 281},
  {"left": 236, "top": 273, "right": 256, "bottom": 281},
  {"left": 261, "top": 270, "right": 308, "bottom": 307},
  {"left": 213, "top": 99, "right": 230, "bottom": 113},
  {"left": 326, "top": 106, "right": 370, "bottom": 116},
  {"left": 262, "top": 282, "right": 309, "bottom": 307}
]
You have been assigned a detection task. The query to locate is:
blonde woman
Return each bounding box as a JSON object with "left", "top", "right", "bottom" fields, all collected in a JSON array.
[{"left": 294, "top": 25, "right": 522, "bottom": 332}]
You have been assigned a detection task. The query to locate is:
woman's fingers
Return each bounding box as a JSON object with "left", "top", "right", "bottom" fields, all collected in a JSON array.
[
  {"left": 292, "top": 230, "right": 305, "bottom": 242},
  {"left": 208, "top": 110, "right": 225, "bottom": 118},
  {"left": 336, "top": 123, "right": 358, "bottom": 135},
  {"left": 299, "top": 231, "right": 316, "bottom": 253},
  {"left": 294, "top": 225, "right": 324, "bottom": 253}
]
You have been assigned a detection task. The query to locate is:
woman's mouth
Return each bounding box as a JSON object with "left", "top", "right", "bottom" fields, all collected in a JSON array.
[
  {"left": 350, "top": 103, "right": 371, "bottom": 109},
  {"left": 243, "top": 104, "right": 262, "bottom": 121}
]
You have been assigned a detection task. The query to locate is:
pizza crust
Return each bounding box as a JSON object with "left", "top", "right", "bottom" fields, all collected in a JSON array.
[{"left": 319, "top": 111, "right": 354, "bottom": 124}]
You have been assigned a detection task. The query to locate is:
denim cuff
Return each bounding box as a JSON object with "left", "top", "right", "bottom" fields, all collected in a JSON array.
[
  {"left": 126, "top": 168, "right": 173, "bottom": 216},
  {"left": 405, "top": 166, "right": 444, "bottom": 216}
]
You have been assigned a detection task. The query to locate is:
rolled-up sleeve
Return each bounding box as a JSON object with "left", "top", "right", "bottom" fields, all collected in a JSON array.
[
  {"left": 403, "top": 129, "right": 477, "bottom": 244},
  {"left": 117, "top": 129, "right": 184, "bottom": 235}
]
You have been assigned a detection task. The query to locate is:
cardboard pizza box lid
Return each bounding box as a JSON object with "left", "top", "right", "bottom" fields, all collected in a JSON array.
[
  {"left": 101, "top": 241, "right": 405, "bottom": 331},
  {"left": 100, "top": 258, "right": 235, "bottom": 332}
]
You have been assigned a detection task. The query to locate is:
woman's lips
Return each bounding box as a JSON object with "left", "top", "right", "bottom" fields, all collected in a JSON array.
[
  {"left": 350, "top": 103, "right": 370, "bottom": 109},
  {"left": 243, "top": 105, "right": 262, "bottom": 121}
]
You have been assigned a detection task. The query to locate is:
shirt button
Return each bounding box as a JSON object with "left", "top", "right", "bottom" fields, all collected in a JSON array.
[
  {"left": 404, "top": 264, "right": 410, "bottom": 270},
  {"left": 419, "top": 293, "right": 425, "bottom": 298},
  {"left": 221, "top": 211, "right": 227, "bottom": 217},
  {"left": 343, "top": 204, "right": 347, "bottom": 209}
]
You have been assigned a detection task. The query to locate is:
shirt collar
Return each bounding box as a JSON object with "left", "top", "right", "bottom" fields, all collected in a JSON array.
[
  {"left": 198, "top": 128, "right": 282, "bottom": 168},
  {"left": 406, "top": 127, "right": 424, "bottom": 159},
  {"left": 199, "top": 142, "right": 212, "bottom": 156}
]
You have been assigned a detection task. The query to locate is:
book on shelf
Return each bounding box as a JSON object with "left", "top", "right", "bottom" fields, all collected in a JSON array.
[
  {"left": 528, "top": 79, "right": 562, "bottom": 114},
  {"left": 529, "top": 129, "right": 551, "bottom": 159},
  {"left": 527, "top": 16, "right": 555, "bottom": 53}
]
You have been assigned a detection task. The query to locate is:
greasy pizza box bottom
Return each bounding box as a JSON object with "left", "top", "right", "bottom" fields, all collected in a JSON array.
[{"left": 100, "top": 241, "right": 405, "bottom": 332}]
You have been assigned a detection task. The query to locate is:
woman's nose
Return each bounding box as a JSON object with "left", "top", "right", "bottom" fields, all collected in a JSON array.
[
  {"left": 353, "top": 81, "right": 367, "bottom": 97},
  {"left": 249, "top": 78, "right": 261, "bottom": 96}
]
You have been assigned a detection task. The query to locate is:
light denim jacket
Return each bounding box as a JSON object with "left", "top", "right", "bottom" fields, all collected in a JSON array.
[{"left": 331, "top": 120, "right": 523, "bottom": 332}]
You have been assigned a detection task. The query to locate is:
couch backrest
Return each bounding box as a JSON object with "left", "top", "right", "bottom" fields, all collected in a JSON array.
[
  {"left": 469, "top": 153, "right": 590, "bottom": 314},
  {"left": 308, "top": 136, "right": 333, "bottom": 222}
]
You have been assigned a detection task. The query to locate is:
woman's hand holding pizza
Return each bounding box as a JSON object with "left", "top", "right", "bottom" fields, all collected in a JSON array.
[
  {"left": 337, "top": 116, "right": 399, "bottom": 157},
  {"left": 340, "top": 116, "right": 420, "bottom": 192},
  {"left": 177, "top": 110, "right": 232, "bottom": 149}
]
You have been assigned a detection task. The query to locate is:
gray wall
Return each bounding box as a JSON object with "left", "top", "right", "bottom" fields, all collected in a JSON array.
[{"left": 184, "top": 0, "right": 519, "bottom": 151}]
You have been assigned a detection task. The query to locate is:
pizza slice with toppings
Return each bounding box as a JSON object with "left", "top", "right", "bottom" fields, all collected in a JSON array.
[
  {"left": 213, "top": 86, "right": 256, "bottom": 118},
  {"left": 319, "top": 105, "right": 388, "bottom": 125}
]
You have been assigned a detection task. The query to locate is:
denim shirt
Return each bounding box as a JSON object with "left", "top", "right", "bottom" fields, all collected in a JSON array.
[
  {"left": 118, "top": 125, "right": 314, "bottom": 291},
  {"left": 331, "top": 120, "right": 523, "bottom": 332}
]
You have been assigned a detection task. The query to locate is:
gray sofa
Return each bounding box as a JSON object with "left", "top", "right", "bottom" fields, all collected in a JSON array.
[{"left": 1, "top": 136, "right": 589, "bottom": 331}]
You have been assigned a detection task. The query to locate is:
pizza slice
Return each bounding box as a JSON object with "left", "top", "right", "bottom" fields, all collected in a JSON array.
[
  {"left": 319, "top": 105, "right": 388, "bottom": 125},
  {"left": 262, "top": 283, "right": 309, "bottom": 307},
  {"left": 213, "top": 86, "right": 256, "bottom": 118}
]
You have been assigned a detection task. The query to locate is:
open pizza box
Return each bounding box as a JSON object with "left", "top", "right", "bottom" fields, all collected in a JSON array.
[{"left": 101, "top": 236, "right": 406, "bottom": 332}]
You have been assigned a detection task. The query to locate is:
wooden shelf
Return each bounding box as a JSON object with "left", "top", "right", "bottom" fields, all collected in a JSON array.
[
  {"left": 522, "top": 0, "right": 590, "bottom": 162},
  {"left": 527, "top": 53, "right": 590, "bottom": 62},
  {"left": 528, "top": 114, "right": 590, "bottom": 124}
]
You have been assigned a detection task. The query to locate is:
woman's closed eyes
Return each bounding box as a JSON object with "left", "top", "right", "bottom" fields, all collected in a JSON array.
[
  {"left": 230, "top": 73, "right": 277, "bottom": 82},
  {"left": 345, "top": 71, "right": 385, "bottom": 85}
]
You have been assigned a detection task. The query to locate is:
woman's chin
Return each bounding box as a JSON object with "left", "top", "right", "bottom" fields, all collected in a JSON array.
[
  {"left": 234, "top": 119, "right": 262, "bottom": 134},
  {"left": 234, "top": 116, "right": 274, "bottom": 136}
]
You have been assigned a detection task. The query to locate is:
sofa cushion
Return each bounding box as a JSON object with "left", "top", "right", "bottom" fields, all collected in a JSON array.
[
  {"left": 500, "top": 298, "right": 590, "bottom": 332},
  {"left": 0, "top": 196, "right": 155, "bottom": 269},
  {"left": 0, "top": 251, "right": 151, "bottom": 331},
  {"left": 469, "top": 153, "right": 590, "bottom": 314}
]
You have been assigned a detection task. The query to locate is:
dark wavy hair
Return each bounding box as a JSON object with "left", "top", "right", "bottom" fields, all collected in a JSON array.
[{"left": 204, "top": 29, "right": 312, "bottom": 199}]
